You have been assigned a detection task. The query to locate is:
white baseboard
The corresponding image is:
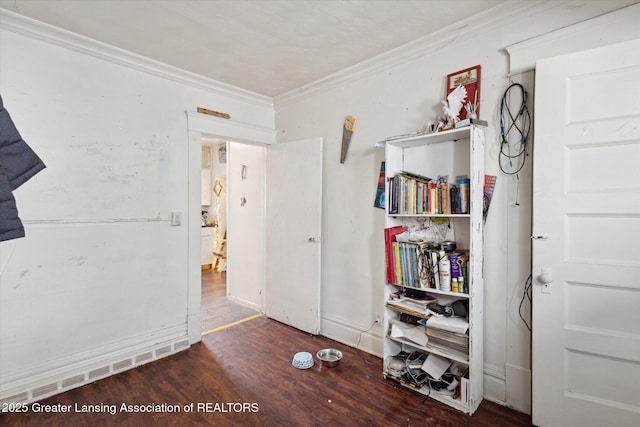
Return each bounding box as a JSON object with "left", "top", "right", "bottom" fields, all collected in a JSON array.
[
  {"left": 320, "top": 315, "right": 383, "bottom": 358},
  {"left": 226, "top": 294, "right": 262, "bottom": 313},
  {"left": 482, "top": 362, "right": 531, "bottom": 415},
  {"left": 0, "top": 327, "right": 190, "bottom": 405},
  {"left": 483, "top": 362, "right": 506, "bottom": 405},
  {"left": 506, "top": 363, "right": 532, "bottom": 414}
]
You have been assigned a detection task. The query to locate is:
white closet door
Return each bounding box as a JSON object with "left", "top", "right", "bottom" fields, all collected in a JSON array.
[{"left": 532, "top": 39, "right": 640, "bottom": 426}]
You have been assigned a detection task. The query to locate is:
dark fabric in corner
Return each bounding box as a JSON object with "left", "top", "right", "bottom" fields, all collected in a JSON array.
[
  {"left": 0, "top": 166, "right": 25, "bottom": 241},
  {"left": 0, "top": 94, "right": 46, "bottom": 241}
]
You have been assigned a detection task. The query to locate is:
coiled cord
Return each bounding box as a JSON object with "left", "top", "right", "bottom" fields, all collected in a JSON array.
[{"left": 499, "top": 83, "right": 531, "bottom": 175}]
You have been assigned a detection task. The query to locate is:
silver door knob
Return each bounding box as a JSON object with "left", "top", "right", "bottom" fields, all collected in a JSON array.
[{"left": 308, "top": 237, "right": 316, "bottom": 242}]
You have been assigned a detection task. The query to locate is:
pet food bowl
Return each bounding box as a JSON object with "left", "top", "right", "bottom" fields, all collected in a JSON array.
[
  {"left": 292, "top": 352, "right": 314, "bottom": 369},
  {"left": 317, "top": 348, "right": 343, "bottom": 368}
]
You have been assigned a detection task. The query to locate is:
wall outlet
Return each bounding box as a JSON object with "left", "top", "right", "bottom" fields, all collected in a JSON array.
[{"left": 375, "top": 313, "right": 382, "bottom": 324}]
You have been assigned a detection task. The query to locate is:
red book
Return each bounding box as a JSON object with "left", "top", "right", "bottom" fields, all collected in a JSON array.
[{"left": 384, "top": 226, "right": 407, "bottom": 284}]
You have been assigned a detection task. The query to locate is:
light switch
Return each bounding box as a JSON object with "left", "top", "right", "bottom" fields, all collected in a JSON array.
[{"left": 171, "top": 211, "right": 182, "bottom": 226}]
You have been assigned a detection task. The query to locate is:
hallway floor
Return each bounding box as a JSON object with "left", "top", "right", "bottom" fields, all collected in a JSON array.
[{"left": 201, "top": 269, "right": 261, "bottom": 333}]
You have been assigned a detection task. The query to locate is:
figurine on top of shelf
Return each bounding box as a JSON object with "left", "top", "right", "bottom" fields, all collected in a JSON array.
[
  {"left": 439, "top": 84, "right": 467, "bottom": 131},
  {"left": 434, "top": 116, "right": 447, "bottom": 133}
]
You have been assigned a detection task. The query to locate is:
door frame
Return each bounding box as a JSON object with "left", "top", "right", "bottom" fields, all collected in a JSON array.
[{"left": 185, "top": 111, "right": 276, "bottom": 344}]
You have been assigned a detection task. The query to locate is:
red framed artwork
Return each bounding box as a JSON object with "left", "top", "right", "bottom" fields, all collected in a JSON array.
[{"left": 447, "top": 65, "right": 481, "bottom": 120}]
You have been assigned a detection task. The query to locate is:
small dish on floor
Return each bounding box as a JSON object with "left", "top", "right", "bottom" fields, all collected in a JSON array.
[
  {"left": 292, "top": 352, "right": 314, "bottom": 369},
  {"left": 317, "top": 348, "right": 343, "bottom": 368}
]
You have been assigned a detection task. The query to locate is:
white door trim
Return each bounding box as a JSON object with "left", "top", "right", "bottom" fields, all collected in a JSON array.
[
  {"left": 505, "top": 3, "right": 640, "bottom": 75},
  {"left": 185, "top": 111, "right": 275, "bottom": 344}
]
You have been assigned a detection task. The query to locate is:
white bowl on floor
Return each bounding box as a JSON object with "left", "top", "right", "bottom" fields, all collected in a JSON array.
[{"left": 292, "top": 351, "right": 314, "bottom": 369}]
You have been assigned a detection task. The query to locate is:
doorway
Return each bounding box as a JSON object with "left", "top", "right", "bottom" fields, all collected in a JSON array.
[{"left": 200, "top": 138, "right": 263, "bottom": 335}]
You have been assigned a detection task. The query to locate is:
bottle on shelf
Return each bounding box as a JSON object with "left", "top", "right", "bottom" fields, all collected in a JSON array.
[{"left": 438, "top": 250, "right": 451, "bottom": 292}]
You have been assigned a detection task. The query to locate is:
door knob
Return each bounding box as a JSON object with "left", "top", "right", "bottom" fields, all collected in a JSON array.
[
  {"left": 539, "top": 268, "right": 553, "bottom": 284},
  {"left": 538, "top": 268, "right": 552, "bottom": 294},
  {"left": 308, "top": 237, "right": 316, "bottom": 242}
]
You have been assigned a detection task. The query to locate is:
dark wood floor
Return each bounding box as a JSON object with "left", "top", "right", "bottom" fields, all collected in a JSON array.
[
  {"left": 201, "top": 269, "right": 260, "bottom": 333},
  {"left": 1, "top": 315, "right": 532, "bottom": 426}
]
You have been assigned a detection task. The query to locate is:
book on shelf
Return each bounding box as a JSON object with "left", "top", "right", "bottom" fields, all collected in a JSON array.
[
  {"left": 457, "top": 177, "right": 470, "bottom": 214},
  {"left": 441, "top": 183, "right": 449, "bottom": 214},
  {"left": 394, "top": 243, "right": 402, "bottom": 284},
  {"left": 483, "top": 174, "right": 496, "bottom": 221},
  {"left": 384, "top": 226, "right": 407, "bottom": 284},
  {"left": 399, "top": 170, "right": 432, "bottom": 182},
  {"left": 450, "top": 185, "right": 459, "bottom": 214},
  {"left": 454, "top": 118, "right": 488, "bottom": 129},
  {"left": 374, "top": 162, "right": 385, "bottom": 209},
  {"left": 461, "top": 372, "right": 470, "bottom": 404}
]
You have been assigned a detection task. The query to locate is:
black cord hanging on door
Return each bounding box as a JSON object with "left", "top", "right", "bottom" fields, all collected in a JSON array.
[{"left": 499, "top": 83, "right": 531, "bottom": 175}]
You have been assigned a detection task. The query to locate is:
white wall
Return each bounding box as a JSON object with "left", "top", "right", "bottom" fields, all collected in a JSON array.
[
  {"left": 0, "top": 12, "right": 275, "bottom": 403},
  {"left": 273, "top": 0, "right": 640, "bottom": 413},
  {"left": 226, "top": 142, "right": 265, "bottom": 311}
]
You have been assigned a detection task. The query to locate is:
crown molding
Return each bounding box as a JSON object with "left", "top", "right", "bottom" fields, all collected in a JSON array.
[
  {"left": 274, "top": 0, "right": 557, "bottom": 106},
  {"left": 506, "top": 2, "right": 640, "bottom": 75},
  {"left": 0, "top": 9, "right": 274, "bottom": 108}
]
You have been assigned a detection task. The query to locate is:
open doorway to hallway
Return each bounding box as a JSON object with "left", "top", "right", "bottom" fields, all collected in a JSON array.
[{"left": 200, "top": 139, "right": 262, "bottom": 335}]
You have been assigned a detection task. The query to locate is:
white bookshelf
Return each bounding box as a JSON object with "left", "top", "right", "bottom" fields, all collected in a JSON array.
[{"left": 383, "top": 125, "right": 484, "bottom": 414}]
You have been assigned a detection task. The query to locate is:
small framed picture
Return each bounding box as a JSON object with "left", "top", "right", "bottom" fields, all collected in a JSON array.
[
  {"left": 447, "top": 65, "right": 481, "bottom": 120},
  {"left": 213, "top": 179, "right": 223, "bottom": 197}
]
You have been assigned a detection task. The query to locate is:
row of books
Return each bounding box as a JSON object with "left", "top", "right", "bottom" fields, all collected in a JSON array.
[
  {"left": 387, "top": 172, "right": 470, "bottom": 215},
  {"left": 386, "top": 242, "right": 468, "bottom": 291}
]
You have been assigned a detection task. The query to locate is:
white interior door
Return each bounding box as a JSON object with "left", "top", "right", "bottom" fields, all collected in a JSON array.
[
  {"left": 265, "top": 138, "right": 322, "bottom": 334},
  {"left": 532, "top": 39, "right": 640, "bottom": 427}
]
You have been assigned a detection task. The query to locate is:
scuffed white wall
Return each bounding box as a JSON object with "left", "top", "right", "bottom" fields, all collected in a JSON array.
[
  {"left": 0, "top": 17, "right": 274, "bottom": 401},
  {"left": 226, "top": 142, "right": 265, "bottom": 311}
]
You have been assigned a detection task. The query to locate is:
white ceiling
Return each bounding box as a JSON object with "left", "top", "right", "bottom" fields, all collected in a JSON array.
[{"left": 0, "top": 0, "right": 509, "bottom": 97}]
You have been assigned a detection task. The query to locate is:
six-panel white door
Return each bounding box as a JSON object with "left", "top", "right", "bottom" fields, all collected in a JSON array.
[{"left": 532, "top": 39, "right": 640, "bottom": 426}]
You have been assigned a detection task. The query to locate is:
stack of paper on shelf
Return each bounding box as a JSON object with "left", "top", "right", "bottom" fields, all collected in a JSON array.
[
  {"left": 426, "top": 327, "right": 469, "bottom": 355},
  {"left": 421, "top": 353, "right": 451, "bottom": 380},
  {"left": 388, "top": 319, "right": 428, "bottom": 347},
  {"left": 426, "top": 315, "right": 468, "bottom": 334},
  {"left": 426, "top": 316, "right": 469, "bottom": 360},
  {"left": 386, "top": 297, "right": 436, "bottom": 318}
]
